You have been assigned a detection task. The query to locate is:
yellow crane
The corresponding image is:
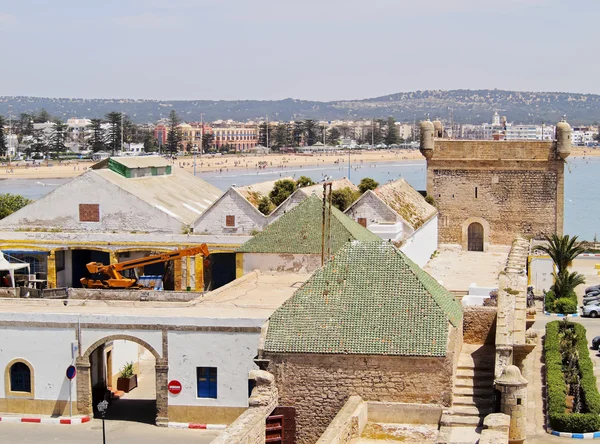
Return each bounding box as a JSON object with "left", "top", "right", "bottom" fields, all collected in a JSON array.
[{"left": 80, "top": 245, "right": 209, "bottom": 289}]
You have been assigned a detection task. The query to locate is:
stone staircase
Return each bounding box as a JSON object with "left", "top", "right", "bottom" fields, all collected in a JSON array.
[{"left": 438, "top": 345, "right": 496, "bottom": 444}]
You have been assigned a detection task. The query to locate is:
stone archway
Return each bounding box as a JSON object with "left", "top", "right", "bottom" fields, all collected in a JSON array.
[
  {"left": 76, "top": 334, "right": 168, "bottom": 426},
  {"left": 460, "top": 217, "right": 490, "bottom": 252}
]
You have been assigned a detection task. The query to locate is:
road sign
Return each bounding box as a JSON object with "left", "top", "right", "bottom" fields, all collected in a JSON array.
[
  {"left": 66, "top": 365, "right": 77, "bottom": 380},
  {"left": 168, "top": 380, "right": 182, "bottom": 394}
]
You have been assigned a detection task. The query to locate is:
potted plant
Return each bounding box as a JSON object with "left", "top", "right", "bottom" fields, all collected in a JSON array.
[{"left": 116, "top": 362, "right": 138, "bottom": 393}]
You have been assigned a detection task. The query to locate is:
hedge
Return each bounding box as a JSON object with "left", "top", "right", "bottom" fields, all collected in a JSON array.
[
  {"left": 545, "top": 321, "right": 600, "bottom": 432},
  {"left": 545, "top": 290, "right": 578, "bottom": 314}
]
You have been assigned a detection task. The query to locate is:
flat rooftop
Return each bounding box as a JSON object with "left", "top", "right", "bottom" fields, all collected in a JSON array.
[
  {"left": 0, "top": 271, "right": 310, "bottom": 328},
  {"left": 423, "top": 245, "right": 510, "bottom": 292}
]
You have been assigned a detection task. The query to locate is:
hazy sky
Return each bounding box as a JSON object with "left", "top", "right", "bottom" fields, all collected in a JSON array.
[{"left": 0, "top": 0, "right": 596, "bottom": 101}]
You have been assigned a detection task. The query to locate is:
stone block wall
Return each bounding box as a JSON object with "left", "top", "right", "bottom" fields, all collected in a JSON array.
[
  {"left": 425, "top": 139, "right": 564, "bottom": 246},
  {"left": 463, "top": 306, "right": 497, "bottom": 345},
  {"left": 265, "top": 351, "right": 455, "bottom": 444}
]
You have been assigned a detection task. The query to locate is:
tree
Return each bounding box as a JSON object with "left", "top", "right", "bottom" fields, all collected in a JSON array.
[
  {"left": 292, "top": 121, "right": 304, "bottom": 147},
  {"left": 0, "top": 116, "right": 6, "bottom": 156},
  {"left": 143, "top": 132, "right": 157, "bottom": 153},
  {"left": 258, "top": 122, "right": 272, "bottom": 147},
  {"left": 358, "top": 178, "right": 379, "bottom": 194},
  {"left": 104, "top": 111, "right": 122, "bottom": 154},
  {"left": 16, "top": 113, "right": 34, "bottom": 138},
  {"left": 49, "top": 120, "right": 67, "bottom": 157},
  {"left": 258, "top": 196, "right": 273, "bottom": 215},
  {"left": 384, "top": 117, "right": 400, "bottom": 146},
  {"left": 365, "top": 119, "right": 385, "bottom": 146},
  {"left": 34, "top": 108, "right": 52, "bottom": 123},
  {"left": 338, "top": 124, "right": 350, "bottom": 138},
  {"left": 296, "top": 176, "right": 315, "bottom": 188},
  {"left": 272, "top": 123, "right": 292, "bottom": 150},
  {"left": 552, "top": 270, "right": 586, "bottom": 300},
  {"left": 89, "top": 119, "right": 105, "bottom": 153},
  {"left": 202, "top": 133, "right": 214, "bottom": 152},
  {"left": 538, "top": 234, "right": 586, "bottom": 275},
  {"left": 327, "top": 127, "right": 341, "bottom": 146},
  {"left": 269, "top": 179, "right": 297, "bottom": 206},
  {"left": 30, "top": 128, "right": 48, "bottom": 156},
  {"left": 331, "top": 187, "right": 360, "bottom": 211},
  {"left": 303, "top": 120, "right": 319, "bottom": 146},
  {"left": 166, "top": 110, "right": 181, "bottom": 154},
  {"left": 0, "top": 193, "right": 32, "bottom": 219}
]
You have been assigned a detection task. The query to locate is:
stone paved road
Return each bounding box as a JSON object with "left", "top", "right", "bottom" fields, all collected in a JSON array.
[{"left": 0, "top": 420, "right": 220, "bottom": 444}]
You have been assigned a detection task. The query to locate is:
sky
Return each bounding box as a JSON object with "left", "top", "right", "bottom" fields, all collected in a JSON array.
[{"left": 0, "top": 0, "right": 597, "bottom": 101}]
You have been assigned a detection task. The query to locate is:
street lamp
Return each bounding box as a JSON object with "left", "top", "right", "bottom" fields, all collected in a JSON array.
[{"left": 97, "top": 400, "right": 108, "bottom": 443}]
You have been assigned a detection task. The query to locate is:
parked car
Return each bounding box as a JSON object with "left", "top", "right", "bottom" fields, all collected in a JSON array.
[
  {"left": 586, "top": 284, "right": 600, "bottom": 294},
  {"left": 581, "top": 304, "right": 600, "bottom": 318},
  {"left": 592, "top": 336, "right": 600, "bottom": 350}
]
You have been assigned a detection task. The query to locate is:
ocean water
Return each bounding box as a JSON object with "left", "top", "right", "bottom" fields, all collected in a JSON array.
[{"left": 1, "top": 157, "right": 598, "bottom": 240}]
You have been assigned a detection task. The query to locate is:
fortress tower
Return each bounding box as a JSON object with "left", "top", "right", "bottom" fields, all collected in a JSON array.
[{"left": 420, "top": 119, "right": 570, "bottom": 251}]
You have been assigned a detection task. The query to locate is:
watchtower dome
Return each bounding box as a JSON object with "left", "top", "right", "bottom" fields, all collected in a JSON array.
[
  {"left": 419, "top": 120, "right": 435, "bottom": 159},
  {"left": 555, "top": 118, "right": 572, "bottom": 159}
]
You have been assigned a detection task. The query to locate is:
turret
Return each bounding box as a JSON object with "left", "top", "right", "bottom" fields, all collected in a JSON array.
[
  {"left": 420, "top": 120, "right": 435, "bottom": 159},
  {"left": 555, "top": 117, "right": 572, "bottom": 159},
  {"left": 432, "top": 119, "right": 444, "bottom": 138}
]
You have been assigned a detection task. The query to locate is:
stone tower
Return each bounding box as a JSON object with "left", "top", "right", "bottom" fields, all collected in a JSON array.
[{"left": 420, "top": 119, "right": 569, "bottom": 250}]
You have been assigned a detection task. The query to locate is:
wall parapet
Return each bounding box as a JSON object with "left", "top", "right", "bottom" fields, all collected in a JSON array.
[{"left": 211, "top": 370, "right": 278, "bottom": 444}]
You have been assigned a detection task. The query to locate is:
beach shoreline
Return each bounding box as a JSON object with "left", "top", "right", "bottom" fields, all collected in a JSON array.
[{"left": 0, "top": 147, "right": 596, "bottom": 180}]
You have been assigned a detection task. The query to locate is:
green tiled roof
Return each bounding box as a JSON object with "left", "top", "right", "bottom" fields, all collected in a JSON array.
[
  {"left": 237, "top": 195, "right": 380, "bottom": 254},
  {"left": 264, "top": 241, "right": 463, "bottom": 357}
]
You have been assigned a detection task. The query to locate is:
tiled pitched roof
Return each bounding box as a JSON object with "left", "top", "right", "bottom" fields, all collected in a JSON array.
[
  {"left": 235, "top": 177, "right": 295, "bottom": 208},
  {"left": 264, "top": 241, "right": 462, "bottom": 357},
  {"left": 372, "top": 179, "right": 437, "bottom": 230},
  {"left": 237, "top": 195, "right": 380, "bottom": 254},
  {"left": 298, "top": 178, "right": 358, "bottom": 196}
]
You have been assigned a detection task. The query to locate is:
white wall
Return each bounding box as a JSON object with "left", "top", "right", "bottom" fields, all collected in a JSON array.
[
  {"left": 0, "top": 327, "right": 77, "bottom": 400},
  {"left": 167, "top": 331, "right": 260, "bottom": 408},
  {"left": 0, "top": 172, "right": 184, "bottom": 234},
  {"left": 529, "top": 257, "right": 554, "bottom": 293},
  {"left": 194, "top": 189, "right": 267, "bottom": 235},
  {"left": 56, "top": 250, "right": 73, "bottom": 287},
  {"left": 400, "top": 216, "right": 438, "bottom": 268},
  {"left": 243, "top": 253, "right": 322, "bottom": 274},
  {"left": 110, "top": 339, "right": 140, "bottom": 379},
  {"left": 345, "top": 192, "right": 398, "bottom": 226}
]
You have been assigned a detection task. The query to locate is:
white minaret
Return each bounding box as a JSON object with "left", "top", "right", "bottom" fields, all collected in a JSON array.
[{"left": 492, "top": 111, "right": 500, "bottom": 126}]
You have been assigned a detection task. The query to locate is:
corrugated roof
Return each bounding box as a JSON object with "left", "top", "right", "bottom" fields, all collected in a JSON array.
[
  {"left": 237, "top": 195, "right": 380, "bottom": 254},
  {"left": 93, "top": 166, "right": 222, "bottom": 225},
  {"left": 372, "top": 179, "right": 437, "bottom": 230},
  {"left": 264, "top": 241, "right": 463, "bottom": 357},
  {"left": 235, "top": 177, "right": 295, "bottom": 208}
]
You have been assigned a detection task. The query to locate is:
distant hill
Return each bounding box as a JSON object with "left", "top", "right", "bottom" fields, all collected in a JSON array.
[{"left": 1, "top": 89, "right": 599, "bottom": 124}]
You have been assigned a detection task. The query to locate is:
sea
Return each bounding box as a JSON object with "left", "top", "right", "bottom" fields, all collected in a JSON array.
[{"left": 1, "top": 156, "right": 598, "bottom": 240}]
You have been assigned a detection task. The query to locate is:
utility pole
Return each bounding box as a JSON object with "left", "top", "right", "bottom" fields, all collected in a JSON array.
[
  {"left": 266, "top": 114, "right": 269, "bottom": 150},
  {"left": 371, "top": 119, "right": 374, "bottom": 147},
  {"left": 8, "top": 106, "right": 12, "bottom": 163},
  {"left": 120, "top": 112, "right": 124, "bottom": 155}
]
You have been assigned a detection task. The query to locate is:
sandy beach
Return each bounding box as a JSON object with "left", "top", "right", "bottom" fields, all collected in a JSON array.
[{"left": 0, "top": 147, "right": 596, "bottom": 180}]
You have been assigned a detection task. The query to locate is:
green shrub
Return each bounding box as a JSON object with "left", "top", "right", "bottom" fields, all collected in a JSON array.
[
  {"left": 545, "top": 290, "right": 556, "bottom": 312},
  {"left": 545, "top": 321, "right": 600, "bottom": 432},
  {"left": 554, "top": 297, "right": 578, "bottom": 315}
]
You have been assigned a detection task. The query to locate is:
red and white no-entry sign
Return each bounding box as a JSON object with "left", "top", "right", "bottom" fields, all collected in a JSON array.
[{"left": 168, "top": 380, "right": 182, "bottom": 394}]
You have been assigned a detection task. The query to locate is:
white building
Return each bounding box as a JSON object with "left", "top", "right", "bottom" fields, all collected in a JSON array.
[
  {"left": 0, "top": 271, "right": 307, "bottom": 426},
  {"left": 345, "top": 179, "right": 438, "bottom": 267}
]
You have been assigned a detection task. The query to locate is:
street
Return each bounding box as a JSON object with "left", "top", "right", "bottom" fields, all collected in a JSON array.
[{"left": 0, "top": 420, "right": 220, "bottom": 444}]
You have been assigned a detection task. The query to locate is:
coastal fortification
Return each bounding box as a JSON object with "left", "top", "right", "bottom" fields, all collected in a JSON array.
[{"left": 420, "top": 119, "right": 571, "bottom": 250}]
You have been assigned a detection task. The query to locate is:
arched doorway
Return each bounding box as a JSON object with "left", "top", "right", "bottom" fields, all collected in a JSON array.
[
  {"left": 76, "top": 335, "right": 168, "bottom": 425},
  {"left": 468, "top": 222, "right": 484, "bottom": 251}
]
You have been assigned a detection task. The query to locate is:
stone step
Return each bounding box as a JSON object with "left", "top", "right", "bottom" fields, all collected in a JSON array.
[
  {"left": 450, "top": 405, "right": 493, "bottom": 417},
  {"left": 454, "top": 378, "right": 493, "bottom": 389},
  {"left": 457, "top": 356, "right": 495, "bottom": 369},
  {"left": 453, "top": 386, "right": 494, "bottom": 397},
  {"left": 452, "top": 396, "right": 494, "bottom": 407},
  {"left": 440, "top": 413, "right": 483, "bottom": 428}
]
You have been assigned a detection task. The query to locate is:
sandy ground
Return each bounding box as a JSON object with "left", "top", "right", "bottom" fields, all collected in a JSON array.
[
  {"left": 0, "top": 146, "right": 595, "bottom": 180},
  {"left": 0, "top": 150, "right": 423, "bottom": 180}
]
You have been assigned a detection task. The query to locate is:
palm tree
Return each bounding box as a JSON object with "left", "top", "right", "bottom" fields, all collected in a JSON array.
[
  {"left": 537, "top": 234, "right": 586, "bottom": 274},
  {"left": 553, "top": 270, "right": 586, "bottom": 299}
]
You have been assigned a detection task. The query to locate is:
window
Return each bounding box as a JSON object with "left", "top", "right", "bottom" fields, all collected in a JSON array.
[
  {"left": 358, "top": 218, "right": 367, "bottom": 228},
  {"left": 197, "top": 367, "right": 217, "bottom": 398},
  {"left": 5, "top": 359, "right": 34, "bottom": 397},
  {"left": 225, "top": 215, "right": 236, "bottom": 227},
  {"left": 475, "top": 187, "right": 478, "bottom": 199},
  {"left": 79, "top": 204, "right": 100, "bottom": 222},
  {"left": 10, "top": 362, "right": 31, "bottom": 392}
]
